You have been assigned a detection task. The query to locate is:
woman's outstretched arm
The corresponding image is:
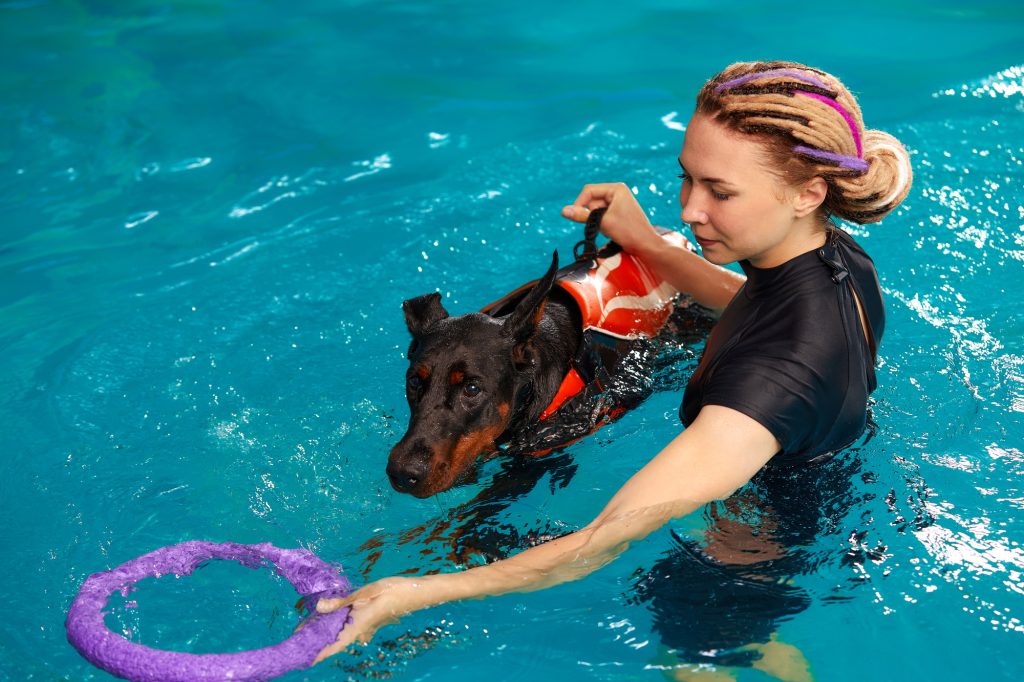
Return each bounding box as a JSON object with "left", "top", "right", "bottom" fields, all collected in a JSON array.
[{"left": 313, "top": 405, "right": 779, "bottom": 663}]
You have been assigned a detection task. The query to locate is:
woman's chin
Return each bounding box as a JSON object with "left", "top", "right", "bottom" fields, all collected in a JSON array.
[{"left": 700, "top": 247, "right": 737, "bottom": 266}]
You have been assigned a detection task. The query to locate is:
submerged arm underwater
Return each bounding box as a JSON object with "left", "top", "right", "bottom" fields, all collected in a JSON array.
[{"left": 313, "top": 404, "right": 778, "bottom": 663}]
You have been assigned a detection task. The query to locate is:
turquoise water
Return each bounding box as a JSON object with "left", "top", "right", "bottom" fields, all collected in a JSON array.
[{"left": 2, "top": 1, "right": 1023, "bottom": 679}]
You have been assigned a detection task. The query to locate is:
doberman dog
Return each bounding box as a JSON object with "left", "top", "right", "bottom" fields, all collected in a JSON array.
[{"left": 386, "top": 213, "right": 695, "bottom": 498}]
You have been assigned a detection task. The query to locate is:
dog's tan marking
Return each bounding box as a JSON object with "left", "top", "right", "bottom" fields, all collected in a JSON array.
[{"left": 419, "top": 425, "right": 505, "bottom": 495}]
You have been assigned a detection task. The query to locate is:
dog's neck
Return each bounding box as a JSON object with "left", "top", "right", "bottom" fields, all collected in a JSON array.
[{"left": 501, "top": 293, "right": 582, "bottom": 439}]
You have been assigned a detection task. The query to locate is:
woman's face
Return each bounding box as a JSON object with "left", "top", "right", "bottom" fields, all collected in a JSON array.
[{"left": 678, "top": 113, "right": 804, "bottom": 268}]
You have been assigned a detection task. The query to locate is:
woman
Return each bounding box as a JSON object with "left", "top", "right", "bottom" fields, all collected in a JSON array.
[{"left": 315, "top": 61, "right": 912, "bottom": 676}]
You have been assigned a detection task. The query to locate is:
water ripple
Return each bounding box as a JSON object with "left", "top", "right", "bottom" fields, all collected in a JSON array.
[
  {"left": 229, "top": 168, "right": 330, "bottom": 219},
  {"left": 343, "top": 153, "right": 392, "bottom": 182}
]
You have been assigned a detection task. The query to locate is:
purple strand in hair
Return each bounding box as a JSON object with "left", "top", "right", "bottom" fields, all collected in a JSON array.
[
  {"left": 714, "top": 68, "right": 831, "bottom": 94},
  {"left": 715, "top": 67, "right": 869, "bottom": 174},
  {"left": 793, "top": 145, "right": 870, "bottom": 173}
]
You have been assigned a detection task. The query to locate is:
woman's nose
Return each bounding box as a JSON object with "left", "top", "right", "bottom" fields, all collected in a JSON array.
[{"left": 680, "top": 196, "right": 709, "bottom": 226}]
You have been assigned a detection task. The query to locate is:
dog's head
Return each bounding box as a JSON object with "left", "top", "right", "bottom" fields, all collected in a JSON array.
[{"left": 387, "top": 254, "right": 559, "bottom": 497}]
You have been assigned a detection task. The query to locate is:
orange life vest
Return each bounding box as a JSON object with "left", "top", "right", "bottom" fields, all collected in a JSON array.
[{"left": 482, "top": 229, "right": 687, "bottom": 421}]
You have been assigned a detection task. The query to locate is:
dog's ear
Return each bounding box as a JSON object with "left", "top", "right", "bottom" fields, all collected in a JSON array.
[
  {"left": 504, "top": 251, "right": 558, "bottom": 367},
  {"left": 403, "top": 292, "right": 449, "bottom": 338}
]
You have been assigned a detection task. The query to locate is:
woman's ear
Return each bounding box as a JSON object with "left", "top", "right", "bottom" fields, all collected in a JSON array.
[{"left": 793, "top": 176, "right": 828, "bottom": 218}]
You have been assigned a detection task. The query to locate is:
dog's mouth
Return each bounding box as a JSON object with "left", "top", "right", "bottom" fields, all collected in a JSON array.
[
  {"left": 388, "top": 426, "right": 504, "bottom": 497},
  {"left": 387, "top": 457, "right": 469, "bottom": 498}
]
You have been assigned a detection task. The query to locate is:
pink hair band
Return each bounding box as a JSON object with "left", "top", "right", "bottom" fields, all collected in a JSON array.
[{"left": 795, "top": 90, "right": 863, "bottom": 158}]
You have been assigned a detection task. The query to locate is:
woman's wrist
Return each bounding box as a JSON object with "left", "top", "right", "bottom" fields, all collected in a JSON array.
[
  {"left": 618, "top": 223, "right": 665, "bottom": 259},
  {"left": 402, "top": 571, "right": 481, "bottom": 612},
  {"left": 633, "top": 235, "right": 694, "bottom": 278}
]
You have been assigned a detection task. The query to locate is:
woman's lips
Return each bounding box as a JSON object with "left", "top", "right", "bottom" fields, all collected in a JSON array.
[{"left": 694, "top": 236, "right": 719, "bottom": 248}]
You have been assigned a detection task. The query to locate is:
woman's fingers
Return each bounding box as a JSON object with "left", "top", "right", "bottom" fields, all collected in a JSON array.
[
  {"left": 560, "top": 182, "right": 656, "bottom": 254},
  {"left": 562, "top": 183, "right": 631, "bottom": 223},
  {"left": 560, "top": 204, "right": 590, "bottom": 222},
  {"left": 311, "top": 603, "right": 379, "bottom": 663},
  {"left": 312, "top": 579, "right": 414, "bottom": 664},
  {"left": 317, "top": 580, "right": 382, "bottom": 614},
  {"left": 311, "top": 614, "right": 387, "bottom": 664},
  {"left": 313, "top": 632, "right": 359, "bottom": 663},
  {"left": 316, "top": 596, "right": 348, "bottom": 613},
  {"left": 572, "top": 183, "right": 624, "bottom": 208}
]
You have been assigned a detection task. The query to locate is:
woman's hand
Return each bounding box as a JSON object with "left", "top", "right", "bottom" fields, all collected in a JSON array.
[
  {"left": 564, "top": 182, "right": 742, "bottom": 312},
  {"left": 313, "top": 576, "right": 425, "bottom": 664},
  {"left": 561, "top": 182, "right": 662, "bottom": 256}
]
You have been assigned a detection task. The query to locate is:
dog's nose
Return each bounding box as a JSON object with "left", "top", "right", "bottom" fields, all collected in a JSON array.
[{"left": 386, "top": 459, "right": 428, "bottom": 493}]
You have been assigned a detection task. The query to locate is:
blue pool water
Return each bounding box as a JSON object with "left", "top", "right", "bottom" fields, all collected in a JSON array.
[{"left": 2, "top": 1, "right": 1023, "bottom": 679}]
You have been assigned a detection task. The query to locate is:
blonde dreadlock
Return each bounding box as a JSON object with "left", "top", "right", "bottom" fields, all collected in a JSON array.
[{"left": 696, "top": 61, "right": 912, "bottom": 224}]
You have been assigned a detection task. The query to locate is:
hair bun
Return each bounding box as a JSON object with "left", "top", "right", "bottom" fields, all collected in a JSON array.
[{"left": 829, "top": 130, "right": 913, "bottom": 224}]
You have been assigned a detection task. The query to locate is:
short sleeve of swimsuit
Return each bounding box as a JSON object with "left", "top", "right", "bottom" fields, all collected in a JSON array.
[{"left": 680, "top": 228, "right": 885, "bottom": 464}]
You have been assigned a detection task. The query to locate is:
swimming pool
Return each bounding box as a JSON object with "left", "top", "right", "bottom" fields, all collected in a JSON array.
[{"left": 2, "top": 0, "right": 1022, "bottom": 679}]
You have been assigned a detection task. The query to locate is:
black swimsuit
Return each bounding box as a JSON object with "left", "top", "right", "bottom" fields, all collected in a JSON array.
[{"left": 680, "top": 227, "right": 884, "bottom": 463}]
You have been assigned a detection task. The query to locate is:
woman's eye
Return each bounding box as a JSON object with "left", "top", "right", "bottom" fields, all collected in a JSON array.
[
  {"left": 679, "top": 170, "right": 727, "bottom": 200},
  {"left": 462, "top": 382, "right": 481, "bottom": 398}
]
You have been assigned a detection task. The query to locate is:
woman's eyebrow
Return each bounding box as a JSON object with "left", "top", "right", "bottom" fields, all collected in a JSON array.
[{"left": 677, "top": 159, "right": 736, "bottom": 187}]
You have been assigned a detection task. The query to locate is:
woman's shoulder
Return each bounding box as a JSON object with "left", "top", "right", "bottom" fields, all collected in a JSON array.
[
  {"left": 832, "top": 227, "right": 882, "bottom": 284},
  {"left": 831, "top": 227, "right": 886, "bottom": 349}
]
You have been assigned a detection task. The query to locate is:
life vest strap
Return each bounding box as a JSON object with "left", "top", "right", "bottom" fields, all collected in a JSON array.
[{"left": 538, "top": 368, "right": 587, "bottom": 421}]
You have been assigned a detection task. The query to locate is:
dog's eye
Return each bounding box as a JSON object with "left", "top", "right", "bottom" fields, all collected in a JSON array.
[
  {"left": 407, "top": 375, "right": 423, "bottom": 392},
  {"left": 462, "top": 382, "right": 481, "bottom": 398}
]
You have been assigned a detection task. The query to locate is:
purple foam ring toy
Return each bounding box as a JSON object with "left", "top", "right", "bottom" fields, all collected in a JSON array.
[{"left": 65, "top": 541, "right": 353, "bottom": 682}]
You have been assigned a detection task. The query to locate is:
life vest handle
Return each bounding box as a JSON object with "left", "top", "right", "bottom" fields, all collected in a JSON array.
[{"left": 573, "top": 207, "right": 608, "bottom": 262}]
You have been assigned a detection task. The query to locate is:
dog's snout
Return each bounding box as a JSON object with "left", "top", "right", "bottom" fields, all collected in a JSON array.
[{"left": 386, "top": 457, "right": 428, "bottom": 494}]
